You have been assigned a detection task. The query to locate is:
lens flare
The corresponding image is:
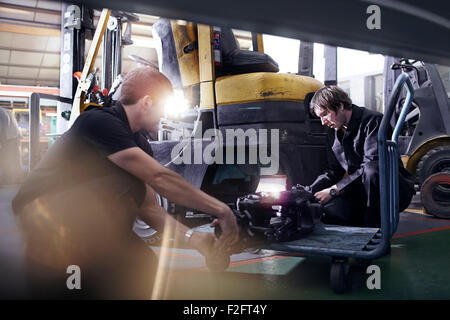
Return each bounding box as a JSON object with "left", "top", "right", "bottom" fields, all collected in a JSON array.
[
  {"left": 164, "top": 90, "right": 189, "bottom": 117},
  {"left": 256, "top": 176, "right": 287, "bottom": 194}
]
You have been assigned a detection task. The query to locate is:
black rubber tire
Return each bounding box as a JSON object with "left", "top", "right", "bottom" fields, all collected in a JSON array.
[
  {"left": 416, "top": 145, "right": 450, "bottom": 186},
  {"left": 421, "top": 172, "right": 450, "bottom": 219},
  {"left": 330, "top": 259, "right": 350, "bottom": 294}
]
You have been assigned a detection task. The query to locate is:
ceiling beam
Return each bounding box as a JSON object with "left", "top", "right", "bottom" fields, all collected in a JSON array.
[
  {"left": 0, "top": 63, "right": 59, "bottom": 70},
  {"left": 0, "top": 46, "right": 60, "bottom": 55},
  {"left": 0, "top": 3, "right": 61, "bottom": 16},
  {"left": 0, "top": 22, "right": 61, "bottom": 37},
  {"left": 0, "top": 17, "right": 60, "bottom": 29},
  {"left": 0, "top": 75, "right": 58, "bottom": 82}
]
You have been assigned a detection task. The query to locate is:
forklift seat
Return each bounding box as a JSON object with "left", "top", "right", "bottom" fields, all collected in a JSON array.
[
  {"left": 219, "top": 28, "right": 279, "bottom": 75},
  {"left": 153, "top": 18, "right": 279, "bottom": 88}
]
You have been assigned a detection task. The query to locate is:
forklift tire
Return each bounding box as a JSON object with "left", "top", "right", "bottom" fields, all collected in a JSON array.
[
  {"left": 421, "top": 172, "right": 450, "bottom": 219},
  {"left": 330, "top": 258, "right": 350, "bottom": 294},
  {"left": 416, "top": 145, "right": 450, "bottom": 187}
]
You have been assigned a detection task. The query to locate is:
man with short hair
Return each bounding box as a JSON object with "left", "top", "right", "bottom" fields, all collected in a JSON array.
[
  {"left": 308, "top": 85, "right": 415, "bottom": 227},
  {"left": 13, "top": 67, "right": 238, "bottom": 299}
]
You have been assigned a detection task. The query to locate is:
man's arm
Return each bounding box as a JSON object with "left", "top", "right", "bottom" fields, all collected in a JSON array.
[
  {"left": 316, "top": 115, "right": 381, "bottom": 204},
  {"left": 108, "top": 147, "right": 239, "bottom": 249},
  {"left": 137, "top": 184, "right": 215, "bottom": 257},
  {"left": 310, "top": 130, "right": 346, "bottom": 194}
]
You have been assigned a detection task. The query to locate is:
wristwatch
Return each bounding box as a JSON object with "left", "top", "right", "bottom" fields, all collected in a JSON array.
[
  {"left": 329, "top": 188, "right": 337, "bottom": 197},
  {"left": 184, "top": 229, "right": 195, "bottom": 244}
]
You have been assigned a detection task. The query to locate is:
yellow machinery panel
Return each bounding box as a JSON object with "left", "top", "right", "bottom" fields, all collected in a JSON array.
[
  {"left": 215, "top": 72, "right": 323, "bottom": 105},
  {"left": 170, "top": 21, "right": 200, "bottom": 87}
]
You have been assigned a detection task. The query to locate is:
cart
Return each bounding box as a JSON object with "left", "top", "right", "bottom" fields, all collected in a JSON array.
[{"left": 198, "top": 72, "right": 415, "bottom": 293}]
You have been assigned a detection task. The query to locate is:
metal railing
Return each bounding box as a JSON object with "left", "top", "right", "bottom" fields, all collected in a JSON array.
[{"left": 29, "top": 93, "right": 72, "bottom": 170}]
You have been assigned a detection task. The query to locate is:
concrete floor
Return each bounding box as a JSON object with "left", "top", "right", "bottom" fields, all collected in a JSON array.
[{"left": 1, "top": 186, "right": 450, "bottom": 299}]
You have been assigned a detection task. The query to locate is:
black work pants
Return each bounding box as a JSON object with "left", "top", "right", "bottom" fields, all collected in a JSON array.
[
  {"left": 321, "top": 161, "right": 414, "bottom": 228},
  {"left": 16, "top": 173, "right": 157, "bottom": 299}
]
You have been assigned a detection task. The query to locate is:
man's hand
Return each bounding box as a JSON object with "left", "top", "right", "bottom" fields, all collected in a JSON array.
[
  {"left": 188, "top": 231, "right": 216, "bottom": 257},
  {"left": 314, "top": 186, "right": 339, "bottom": 205},
  {"left": 210, "top": 207, "right": 239, "bottom": 253}
]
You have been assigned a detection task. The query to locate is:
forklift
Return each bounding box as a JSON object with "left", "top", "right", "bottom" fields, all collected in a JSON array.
[
  {"left": 150, "top": 18, "right": 327, "bottom": 203},
  {"left": 385, "top": 59, "right": 450, "bottom": 218},
  {"left": 130, "top": 19, "right": 332, "bottom": 242}
]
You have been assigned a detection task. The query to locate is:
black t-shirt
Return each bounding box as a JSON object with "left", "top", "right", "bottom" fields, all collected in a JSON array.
[{"left": 12, "top": 102, "right": 153, "bottom": 213}]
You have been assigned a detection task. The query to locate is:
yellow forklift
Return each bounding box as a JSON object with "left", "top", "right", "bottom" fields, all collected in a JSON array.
[
  {"left": 62, "top": 13, "right": 328, "bottom": 244},
  {"left": 133, "top": 18, "right": 330, "bottom": 245},
  {"left": 151, "top": 18, "right": 326, "bottom": 200}
]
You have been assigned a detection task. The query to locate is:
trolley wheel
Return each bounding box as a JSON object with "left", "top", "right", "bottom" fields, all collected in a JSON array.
[
  {"left": 205, "top": 253, "right": 231, "bottom": 272},
  {"left": 330, "top": 258, "right": 350, "bottom": 294},
  {"left": 421, "top": 172, "right": 450, "bottom": 218},
  {"left": 354, "top": 258, "right": 372, "bottom": 269}
]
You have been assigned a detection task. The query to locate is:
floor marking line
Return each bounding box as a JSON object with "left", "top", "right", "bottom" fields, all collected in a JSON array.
[
  {"left": 227, "top": 255, "right": 290, "bottom": 268},
  {"left": 152, "top": 250, "right": 203, "bottom": 260},
  {"left": 393, "top": 225, "right": 450, "bottom": 239},
  {"left": 170, "top": 255, "right": 296, "bottom": 274},
  {"left": 404, "top": 208, "right": 426, "bottom": 215},
  {"left": 400, "top": 216, "right": 450, "bottom": 222}
]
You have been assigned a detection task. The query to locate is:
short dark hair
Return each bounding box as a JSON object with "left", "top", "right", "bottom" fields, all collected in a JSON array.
[
  {"left": 310, "top": 85, "right": 352, "bottom": 116},
  {"left": 120, "top": 67, "right": 173, "bottom": 105}
]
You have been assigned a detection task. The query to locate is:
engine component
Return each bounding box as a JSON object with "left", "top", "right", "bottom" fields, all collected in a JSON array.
[{"left": 215, "top": 185, "right": 321, "bottom": 253}]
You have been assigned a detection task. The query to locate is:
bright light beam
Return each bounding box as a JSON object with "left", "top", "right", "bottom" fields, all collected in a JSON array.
[{"left": 164, "top": 90, "right": 189, "bottom": 118}]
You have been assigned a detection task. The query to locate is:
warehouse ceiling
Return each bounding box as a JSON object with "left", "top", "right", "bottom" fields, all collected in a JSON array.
[
  {"left": 0, "top": 0, "right": 160, "bottom": 87},
  {"left": 0, "top": 0, "right": 252, "bottom": 88},
  {"left": 0, "top": 0, "right": 62, "bottom": 87},
  {"left": 71, "top": 0, "right": 450, "bottom": 66}
]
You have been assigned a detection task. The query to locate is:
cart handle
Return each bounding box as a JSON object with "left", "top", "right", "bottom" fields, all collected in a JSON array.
[{"left": 378, "top": 72, "right": 414, "bottom": 240}]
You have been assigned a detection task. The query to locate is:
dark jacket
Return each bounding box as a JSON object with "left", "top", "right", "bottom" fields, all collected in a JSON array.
[{"left": 310, "top": 104, "right": 414, "bottom": 195}]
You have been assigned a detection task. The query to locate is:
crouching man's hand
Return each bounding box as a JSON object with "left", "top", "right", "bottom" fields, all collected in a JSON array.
[
  {"left": 188, "top": 231, "right": 216, "bottom": 257},
  {"left": 210, "top": 206, "right": 239, "bottom": 253},
  {"left": 314, "top": 185, "right": 339, "bottom": 205}
]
